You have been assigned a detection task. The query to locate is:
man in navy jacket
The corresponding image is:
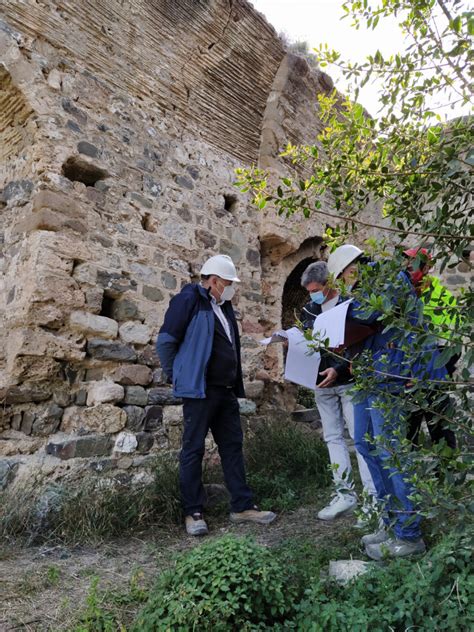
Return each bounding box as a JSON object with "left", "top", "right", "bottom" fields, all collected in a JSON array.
[{"left": 157, "top": 254, "right": 276, "bottom": 535}]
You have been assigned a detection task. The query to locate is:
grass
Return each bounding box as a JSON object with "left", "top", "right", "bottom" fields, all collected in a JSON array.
[
  {"left": 1, "top": 419, "right": 332, "bottom": 545},
  {"left": 0, "top": 454, "right": 182, "bottom": 546},
  {"left": 245, "top": 419, "right": 332, "bottom": 511}
]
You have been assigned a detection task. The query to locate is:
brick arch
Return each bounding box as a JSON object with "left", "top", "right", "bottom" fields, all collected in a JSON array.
[{"left": 0, "top": 66, "right": 35, "bottom": 166}]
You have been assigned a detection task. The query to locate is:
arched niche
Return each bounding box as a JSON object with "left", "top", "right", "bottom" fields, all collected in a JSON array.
[{"left": 281, "top": 256, "right": 317, "bottom": 329}]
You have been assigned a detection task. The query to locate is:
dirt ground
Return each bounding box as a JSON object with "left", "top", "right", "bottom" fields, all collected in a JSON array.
[{"left": 0, "top": 506, "right": 360, "bottom": 631}]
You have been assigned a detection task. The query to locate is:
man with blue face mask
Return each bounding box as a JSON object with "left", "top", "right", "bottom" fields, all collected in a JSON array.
[
  {"left": 300, "top": 261, "right": 377, "bottom": 521},
  {"left": 157, "top": 254, "right": 276, "bottom": 536}
]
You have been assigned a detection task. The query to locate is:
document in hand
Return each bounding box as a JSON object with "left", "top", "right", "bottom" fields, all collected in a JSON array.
[
  {"left": 312, "top": 299, "right": 352, "bottom": 348},
  {"left": 259, "top": 330, "right": 288, "bottom": 346},
  {"left": 284, "top": 327, "right": 321, "bottom": 390}
]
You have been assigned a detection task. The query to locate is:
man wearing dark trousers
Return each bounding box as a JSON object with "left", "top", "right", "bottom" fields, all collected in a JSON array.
[{"left": 157, "top": 254, "right": 276, "bottom": 536}]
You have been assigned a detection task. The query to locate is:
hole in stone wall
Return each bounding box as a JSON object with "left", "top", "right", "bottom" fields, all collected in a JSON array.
[
  {"left": 141, "top": 212, "right": 157, "bottom": 233},
  {"left": 223, "top": 194, "right": 238, "bottom": 212},
  {"left": 100, "top": 294, "right": 115, "bottom": 318},
  {"left": 62, "top": 156, "right": 109, "bottom": 187},
  {"left": 281, "top": 257, "right": 319, "bottom": 329}
]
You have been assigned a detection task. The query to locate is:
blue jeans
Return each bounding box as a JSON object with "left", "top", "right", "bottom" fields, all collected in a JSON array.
[
  {"left": 354, "top": 392, "right": 422, "bottom": 540},
  {"left": 180, "top": 386, "right": 253, "bottom": 515}
]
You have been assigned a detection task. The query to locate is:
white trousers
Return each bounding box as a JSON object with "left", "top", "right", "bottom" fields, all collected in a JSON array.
[{"left": 314, "top": 383, "right": 376, "bottom": 497}]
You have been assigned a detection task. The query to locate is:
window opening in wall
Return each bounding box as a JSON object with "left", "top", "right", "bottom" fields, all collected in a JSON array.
[
  {"left": 223, "top": 194, "right": 238, "bottom": 212},
  {"left": 100, "top": 294, "right": 115, "bottom": 318},
  {"left": 62, "top": 156, "right": 109, "bottom": 187},
  {"left": 281, "top": 257, "right": 319, "bottom": 330}
]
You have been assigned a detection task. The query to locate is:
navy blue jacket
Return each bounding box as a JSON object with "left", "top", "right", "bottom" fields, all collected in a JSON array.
[
  {"left": 156, "top": 284, "right": 245, "bottom": 399},
  {"left": 347, "top": 270, "right": 447, "bottom": 387}
]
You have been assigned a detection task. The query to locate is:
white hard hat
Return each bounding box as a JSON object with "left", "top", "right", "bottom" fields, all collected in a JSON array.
[
  {"left": 200, "top": 254, "right": 241, "bottom": 282},
  {"left": 327, "top": 244, "right": 363, "bottom": 279}
]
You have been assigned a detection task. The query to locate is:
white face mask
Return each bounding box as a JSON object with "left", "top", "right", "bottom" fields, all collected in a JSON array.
[{"left": 220, "top": 283, "right": 235, "bottom": 302}]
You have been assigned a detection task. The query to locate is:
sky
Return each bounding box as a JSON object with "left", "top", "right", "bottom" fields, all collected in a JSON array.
[
  {"left": 250, "top": 0, "right": 404, "bottom": 115},
  {"left": 249, "top": 0, "right": 464, "bottom": 118}
]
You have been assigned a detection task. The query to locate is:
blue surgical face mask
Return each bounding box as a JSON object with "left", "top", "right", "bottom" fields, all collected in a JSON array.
[{"left": 310, "top": 291, "right": 326, "bottom": 305}]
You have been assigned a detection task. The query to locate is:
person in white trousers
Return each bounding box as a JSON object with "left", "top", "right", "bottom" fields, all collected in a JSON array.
[{"left": 300, "top": 260, "right": 377, "bottom": 520}]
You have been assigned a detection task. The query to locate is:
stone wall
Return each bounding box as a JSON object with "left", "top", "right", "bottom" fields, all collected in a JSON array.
[{"left": 0, "top": 0, "right": 382, "bottom": 491}]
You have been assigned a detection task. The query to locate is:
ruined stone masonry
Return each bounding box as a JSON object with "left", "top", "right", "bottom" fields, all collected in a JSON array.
[{"left": 0, "top": 0, "right": 385, "bottom": 492}]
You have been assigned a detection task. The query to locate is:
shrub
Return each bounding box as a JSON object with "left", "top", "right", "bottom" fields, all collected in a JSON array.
[
  {"left": 293, "top": 533, "right": 474, "bottom": 631},
  {"left": 296, "top": 386, "right": 316, "bottom": 409},
  {"left": 245, "top": 420, "right": 331, "bottom": 510},
  {"left": 132, "top": 535, "right": 296, "bottom": 631}
]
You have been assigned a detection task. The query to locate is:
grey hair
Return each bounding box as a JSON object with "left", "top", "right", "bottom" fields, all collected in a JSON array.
[{"left": 301, "top": 261, "right": 329, "bottom": 288}]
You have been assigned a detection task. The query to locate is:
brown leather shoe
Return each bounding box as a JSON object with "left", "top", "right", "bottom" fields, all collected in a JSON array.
[{"left": 229, "top": 506, "right": 276, "bottom": 525}]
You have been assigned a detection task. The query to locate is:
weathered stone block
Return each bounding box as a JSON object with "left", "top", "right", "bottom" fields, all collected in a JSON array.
[
  {"left": 112, "top": 364, "right": 152, "bottom": 386},
  {"left": 110, "top": 298, "right": 141, "bottom": 321},
  {"left": 87, "top": 339, "right": 137, "bottom": 362},
  {"left": 21, "top": 411, "right": 35, "bottom": 435},
  {"left": 136, "top": 431, "right": 154, "bottom": 454},
  {"left": 238, "top": 399, "right": 257, "bottom": 415},
  {"left": 114, "top": 432, "right": 138, "bottom": 453},
  {"left": 77, "top": 140, "right": 99, "bottom": 158},
  {"left": 97, "top": 271, "right": 137, "bottom": 296},
  {"left": 124, "top": 405, "right": 146, "bottom": 431},
  {"left": 53, "top": 389, "right": 74, "bottom": 407},
  {"left": 123, "top": 386, "right": 148, "bottom": 406},
  {"left": 147, "top": 387, "right": 181, "bottom": 405},
  {"left": 84, "top": 287, "right": 105, "bottom": 314},
  {"left": 292, "top": 408, "right": 320, "bottom": 423},
  {"left": 8, "top": 329, "right": 85, "bottom": 363},
  {"left": 61, "top": 97, "right": 87, "bottom": 125},
  {"left": 328, "top": 560, "right": 371, "bottom": 583},
  {"left": 162, "top": 405, "right": 183, "bottom": 426},
  {"left": 142, "top": 285, "right": 164, "bottom": 302},
  {"left": 1, "top": 383, "right": 52, "bottom": 405},
  {"left": 31, "top": 403, "right": 63, "bottom": 436},
  {"left": 166, "top": 423, "right": 182, "bottom": 449},
  {"left": 246, "top": 248, "right": 260, "bottom": 266},
  {"left": 11, "top": 413, "right": 22, "bottom": 431},
  {"left": 151, "top": 368, "right": 168, "bottom": 385},
  {"left": 136, "top": 345, "right": 160, "bottom": 367},
  {"left": 142, "top": 174, "right": 162, "bottom": 197},
  {"left": 244, "top": 380, "right": 265, "bottom": 400},
  {"left": 161, "top": 271, "right": 177, "bottom": 289},
  {"left": 85, "top": 368, "right": 104, "bottom": 382},
  {"left": 61, "top": 404, "right": 126, "bottom": 434},
  {"left": 195, "top": 229, "right": 217, "bottom": 248},
  {"left": 1, "top": 180, "right": 34, "bottom": 204},
  {"left": 174, "top": 175, "right": 194, "bottom": 190},
  {"left": 70, "top": 311, "right": 118, "bottom": 339},
  {"left": 75, "top": 389, "right": 88, "bottom": 406},
  {"left": 87, "top": 381, "right": 124, "bottom": 406},
  {"left": 72, "top": 262, "right": 97, "bottom": 285},
  {"left": 46, "top": 435, "right": 112, "bottom": 460},
  {"left": 119, "top": 321, "right": 151, "bottom": 345},
  {"left": 144, "top": 405, "right": 163, "bottom": 430},
  {"left": 0, "top": 434, "right": 43, "bottom": 456}
]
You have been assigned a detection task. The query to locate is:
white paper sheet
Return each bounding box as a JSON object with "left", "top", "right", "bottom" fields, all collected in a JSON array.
[
  {"left": 284, "top": 327, "right": 321, "bottom": 390},
  {"left": 312, "top": 299, "right": 352, "bottom": 348},
  {"left": 259, "top": 330, "right": 288, "bottom": 346}
]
